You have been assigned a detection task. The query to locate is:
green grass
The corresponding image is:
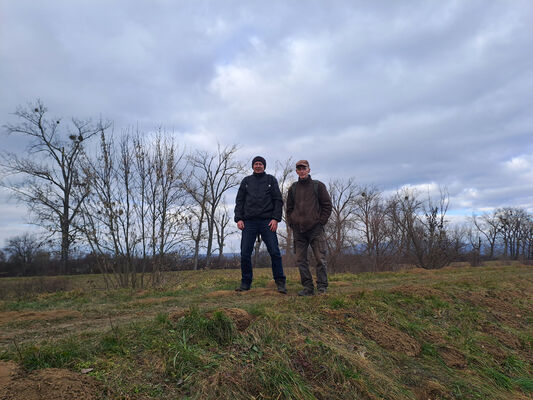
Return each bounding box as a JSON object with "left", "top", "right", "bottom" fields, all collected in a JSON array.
[{"left": 1, "top": 263, "right": 532, "bottom": 399}]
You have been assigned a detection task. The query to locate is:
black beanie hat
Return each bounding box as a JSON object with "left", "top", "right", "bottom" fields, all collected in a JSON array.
[{"left": 252, "top": 156, "right": 266, "bottom": 168}]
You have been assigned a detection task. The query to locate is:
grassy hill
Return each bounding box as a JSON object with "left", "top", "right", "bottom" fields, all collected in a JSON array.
[{"left": 0, "top": 263, "right": 532, "bottom": 399}]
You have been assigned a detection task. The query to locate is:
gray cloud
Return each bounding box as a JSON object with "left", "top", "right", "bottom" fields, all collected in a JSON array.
[{"left": 1, "top": 0, "right": 533, "bottom": 245}]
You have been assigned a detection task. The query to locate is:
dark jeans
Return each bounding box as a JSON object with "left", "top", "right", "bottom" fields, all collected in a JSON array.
[
  {"left": 240, "top": 219, "right": 285, "bottom": 287},
  {"left": 294, "top": 224, "right": 328, "bottom": 290}
]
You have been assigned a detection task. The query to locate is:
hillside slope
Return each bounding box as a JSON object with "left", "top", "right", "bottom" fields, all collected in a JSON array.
[{"left": 1, "top": 264, "right": 532, "bottom": 399}]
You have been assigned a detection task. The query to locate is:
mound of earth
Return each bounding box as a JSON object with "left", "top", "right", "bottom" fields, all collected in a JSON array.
[
  {"left": 357, "top": 314, "right": 421, "bottom": 356},
  {"left": 168, "top": 308, "right": 190, "bottom": 321},
  {"left": 438, "top": 346, "right": 467, "bottom": 369},
  {"left": 457, "top": 292, "right": 525, "bottom": 328},
  {"left": 170, "top": 307, "right": 253, "bottom": 331},
  {"left": 0, "top": 361, "right": 106, "bottom": 400},
  {"left": 212, "top": 308, "right": 253, "bottom": 331},
  {"left": 479, "top": 322, "right": 523, "bottom": 350},
  {"left": 205, "top": 290, "right": 237, "bottom": 298},
  {"left": 0, "top": 361, "right": 19, "bottom": 389}
]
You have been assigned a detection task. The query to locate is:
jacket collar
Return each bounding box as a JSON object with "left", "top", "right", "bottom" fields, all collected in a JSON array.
[{"left": 298, "top": 175, "right": 312, "bottom": 183}]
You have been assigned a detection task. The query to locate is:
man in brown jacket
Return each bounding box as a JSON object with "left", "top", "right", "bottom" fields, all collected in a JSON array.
[{"left": 286, "top": 160, "right": 333, "bottom": 295}]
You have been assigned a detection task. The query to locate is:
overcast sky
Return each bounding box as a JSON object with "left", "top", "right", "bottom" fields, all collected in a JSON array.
[{"left": 1, "top": 0, "right": 533, "bottom": 251}]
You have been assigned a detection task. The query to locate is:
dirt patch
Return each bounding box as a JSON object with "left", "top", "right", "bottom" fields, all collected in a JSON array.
[
  {"left": 420, "top": 329, "right": 446, "bottom": 346},
  {"left": 356, "top": 313, "right": 421, "bottom": 356},
  {"left": 408, "top": 268, "right": 438, "bottom": 275},
  {"left": 129, "top": 296, "right": 176, "bottom": 305},
  {"left": 0, "top": 310, "right": 81, "bottom": 325},
  {"left": 0, "top": 361, "right": 20, "bottom": 389},
  {"left": 490, "top": 289, "right": 529, "bottom": 302},
  {"left": 291, "top": 350, "right": 320, "bottom": 379},
  {"left": 438, "top": 346, "right": 467, "bottom": 369},
  {"left": 206, "top": 288, "right": 282, "bottom": 298},
  {"left": 205, "top": 290, "right": 237, "bottom": 298},
  {"left": 265, "top": 280, "right": 277, "bottom": 289},
  {"left": 168, "top": 308, "right": 190, "bottom": 321},
  {"left": 390, "top": 285, "right": 450, "bottom": 300},
  {"left": 1, "top": 364, "right": 106, "bottom": 400},
  {"left": 419, "top": 330, "right": 466, "bottom": 368},
  {"left": 212, "top": 308, "right": 254, "bottom": 331},
  {"left": 478, "top": 340, "right": 507, "bottom": 361},
  {"left": 414, "top": 380, "right": 449, "bottom": 400},
  {"left": 329, "top": 281, "right": 352, "bottom": 287},
  {"left": 457, "top": 292, "right": 525, "bottom": 327},
  {"left": 479, "top": 322, "right": 522, "bottom": 349}
]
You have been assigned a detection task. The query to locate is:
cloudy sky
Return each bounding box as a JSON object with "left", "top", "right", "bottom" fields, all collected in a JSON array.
[{"left": 1, "top": 0, "right": 533, "bottom": 249}]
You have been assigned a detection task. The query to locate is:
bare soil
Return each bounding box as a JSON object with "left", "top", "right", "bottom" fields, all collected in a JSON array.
[
  {"left": 0, "top": 361, "right": 106, "bottom": 400},
  {"left": 459, "top": 292, "right": 526, "bottom": 328},
  {"left": 356, "top": 314, "right": 421, "bottom": 356},
  {"left": 479, "top": 322, "right": 522, "bottom": 348},
  {"left": 0, "top": 311, "right": 148, "bottom": 345},
  {"left": 206, "top": 288, "right": 283, "bottom": 298},
  {"left": 438, "top": 346, "right": 467, "bottom": 369},
  {"left": 0, "top": 310, "right": 81, "bottom": 325}
]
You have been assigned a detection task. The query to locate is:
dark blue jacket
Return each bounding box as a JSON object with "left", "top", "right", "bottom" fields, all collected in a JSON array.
[{"left": 234, "top": 172, "right": 283, "bottom": 222}]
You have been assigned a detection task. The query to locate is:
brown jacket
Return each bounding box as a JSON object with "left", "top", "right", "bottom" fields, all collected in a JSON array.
[{"left": 286, "top": 176, "right": 332, "bottom": 233}]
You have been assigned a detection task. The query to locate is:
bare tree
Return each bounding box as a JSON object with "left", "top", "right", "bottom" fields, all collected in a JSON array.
[
  {"left": 143, "top": 134, "right": 188, "bottom": 284},
  {"left": 466, "top": 225, "right": 483, "bottom": 266},
  {"left": 79, "top": 131, "right": 139, "bottom": 288},
  {"left": 187, "top": 145, "right": 243, "bottom": 268},
  {"left": 183, "top": 196, "right": 208, "bottom": 270},
  {"left": 275, "top": 158, "right": 296, "bottom": 264},
  {"left": 405, "top": 188, "right": 454, "bottom": 270},
  {"left": 3, "top": 233, "right": 44, "bottom": 275},
  {"left": 213, "top": 201, "right": 234, "bottom": 267},
  {"left": 496, "top": 207, "right": 530, "bottom": 260},
  {"left": 80, "top": 131, "right": 188, "bottom": 288},
  {"left": 471, "top": 212, "right": 499, "bottom": 259},
  {"left": 1, "top": 101, "right": 107, "bottom": 272},
  {"left": 353, "top": 186, "right": 399, "bottom": 270},
  {"left": 389, "top": 188, "right": 422, "bottom": 264},
  {"left": 325, "top": 178, "right": 359, "bottom": 271},
  {"left": 183, "top": 166, "right": 210, "bottom": 270}
]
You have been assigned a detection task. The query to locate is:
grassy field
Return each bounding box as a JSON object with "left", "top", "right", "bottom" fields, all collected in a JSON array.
[{"left": 0, "top": 263, "right": 532, "bottom": 399}]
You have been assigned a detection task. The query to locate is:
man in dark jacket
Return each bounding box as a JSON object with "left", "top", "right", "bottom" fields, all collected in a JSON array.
[
  {"left": 234, "top": 156, "right": 287, "bottom": 293},
  {"left": 287, "top": 160, "right": 332, "bottom": 295}
]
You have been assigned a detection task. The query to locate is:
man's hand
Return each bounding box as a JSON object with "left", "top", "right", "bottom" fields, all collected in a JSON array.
[
  {"left": 269, "top": 219, "right": 278, "bottom": 232},
  {"left": 237, "top": 220, "right": 245, "bottom": 230}
]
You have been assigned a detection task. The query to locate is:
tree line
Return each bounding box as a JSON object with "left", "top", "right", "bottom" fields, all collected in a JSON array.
[{"left": 1, "top": 101, "right": 532, "bottom": 285}]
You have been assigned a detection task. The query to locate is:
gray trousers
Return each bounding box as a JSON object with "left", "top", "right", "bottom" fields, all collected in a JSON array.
[{"left": 294, "top": 224, "right": 328, "bottom": 290}]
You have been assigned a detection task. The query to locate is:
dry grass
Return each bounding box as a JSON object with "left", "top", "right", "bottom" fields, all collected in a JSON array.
[{"left": 0, "top": 262, "right": 532, "bottom": 399}]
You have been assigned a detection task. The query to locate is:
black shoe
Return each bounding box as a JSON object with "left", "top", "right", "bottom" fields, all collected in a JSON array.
[
  {"left": 235, "top": 285, "right": 250, "bottom": 292},
  {"left": 317, "top": 287, "right": 327, "bottom": 295},
  {"left": 298, "top": 288, "right": 315, "bottom": 296},
  {"left": 276, "top": 281, "right": 287, "bottom": 294}
]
